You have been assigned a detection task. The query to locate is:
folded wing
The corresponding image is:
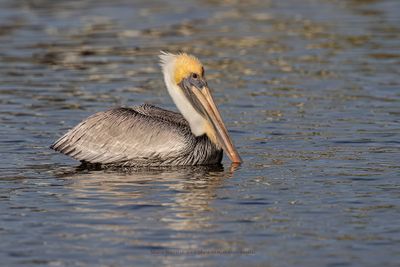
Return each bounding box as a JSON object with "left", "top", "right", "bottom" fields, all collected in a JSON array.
[{"left": 51, "top": 105, "right": 191, "bottom": 165}]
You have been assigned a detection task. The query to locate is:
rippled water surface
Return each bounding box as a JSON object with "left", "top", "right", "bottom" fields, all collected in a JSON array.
[{"left": 1, "top": 0, "right": 399, "bottom": 266}]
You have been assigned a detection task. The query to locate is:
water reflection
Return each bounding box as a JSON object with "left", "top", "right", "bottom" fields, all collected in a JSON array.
[
  {"left": 53, "top": 164, "right": 238, "bottom": 233},
  {"left": 1, "top": 0, "right": 400, "bottom": 266}
]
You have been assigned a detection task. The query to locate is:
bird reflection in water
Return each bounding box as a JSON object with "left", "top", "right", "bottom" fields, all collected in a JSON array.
[{"left": 53, "top": 163, "right": 240, "bottom": 232}]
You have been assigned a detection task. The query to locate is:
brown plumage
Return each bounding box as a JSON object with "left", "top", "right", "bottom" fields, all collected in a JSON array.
[{"left": 51, "top": 105, "right": 222, "bottom": 167}]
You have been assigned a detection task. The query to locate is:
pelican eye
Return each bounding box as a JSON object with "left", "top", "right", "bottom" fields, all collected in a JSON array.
[{"left": 191, "top": 73, "right": 199, "bottom": 79}]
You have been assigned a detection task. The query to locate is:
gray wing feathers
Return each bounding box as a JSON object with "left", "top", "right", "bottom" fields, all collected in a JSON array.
[
  {"left": 51, "top": 105, "right": 191, "bottom": 165},
  {"left": 134, "top": 104, "right": 188, "bottom": 125}
]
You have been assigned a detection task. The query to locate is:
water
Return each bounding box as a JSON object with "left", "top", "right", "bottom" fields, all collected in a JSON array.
[{"left": 1, "top": 0, "right": 399, "bottom": 266}]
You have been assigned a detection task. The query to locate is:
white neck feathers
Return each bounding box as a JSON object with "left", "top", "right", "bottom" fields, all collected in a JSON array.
[{"left": 159, "top": 52, "right": 206, "bottom": 136}]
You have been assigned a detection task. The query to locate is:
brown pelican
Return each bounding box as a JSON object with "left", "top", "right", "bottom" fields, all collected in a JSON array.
[{"left": 51, "top": 52, "right": 242, "bottom": 167}]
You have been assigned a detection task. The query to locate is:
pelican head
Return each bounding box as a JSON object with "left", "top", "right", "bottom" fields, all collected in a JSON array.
[{"left": 159, "top": 52, "right": 242, "bottom": 163}]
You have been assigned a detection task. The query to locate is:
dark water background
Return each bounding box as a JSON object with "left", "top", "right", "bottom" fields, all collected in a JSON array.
[{"left": 1, "top": 0, "right": 399, "bottom": 266}]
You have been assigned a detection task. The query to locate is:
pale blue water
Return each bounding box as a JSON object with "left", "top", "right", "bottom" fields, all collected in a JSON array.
[{"left": 0, "top": 0, "right": 399, "bottom": 266}]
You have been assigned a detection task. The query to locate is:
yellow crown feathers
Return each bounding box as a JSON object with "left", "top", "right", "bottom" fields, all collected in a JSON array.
[{"left": 173, "top": 53, "right": 203, "bottom": 84}]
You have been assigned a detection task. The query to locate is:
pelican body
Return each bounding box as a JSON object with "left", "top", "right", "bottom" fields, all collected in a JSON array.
[{"left": 51, "top": 52, "right": 241, "bottom": 167}]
